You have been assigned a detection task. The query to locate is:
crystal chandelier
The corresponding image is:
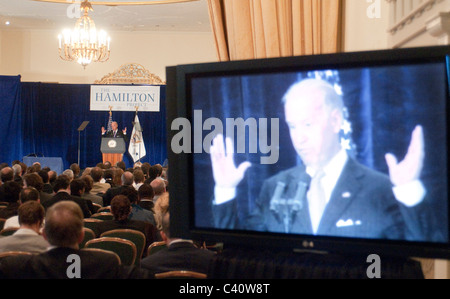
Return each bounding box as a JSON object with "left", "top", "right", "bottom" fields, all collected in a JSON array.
[{"left": 58, "top": 0, "right": 110, "bottom": 69}]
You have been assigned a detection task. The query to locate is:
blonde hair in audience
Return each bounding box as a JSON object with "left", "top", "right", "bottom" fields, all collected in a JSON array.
[{"left": 154, "top": 192, "right": 169, "bottom": 230}]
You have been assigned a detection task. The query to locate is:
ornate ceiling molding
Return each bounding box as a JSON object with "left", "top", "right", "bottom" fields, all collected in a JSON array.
[{"left": 94, "top": 63, "right": 166, "bottom": 84}]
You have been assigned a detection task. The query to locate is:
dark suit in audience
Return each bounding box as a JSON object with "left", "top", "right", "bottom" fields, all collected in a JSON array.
[
  {"left": 0, "top": 201, "right": 149, "bottom": 279},
  {"left": 41, "top": 175, "right": 91, "bottom": 218},
  {"left": 0, "top": 181, "right": 22, "bottom": 219},
  {"left": 140, "top": 211, "right": 215, "bottom": 276},
  {"left": 102, "top": 171, "right": 134, "bottom": 206}
]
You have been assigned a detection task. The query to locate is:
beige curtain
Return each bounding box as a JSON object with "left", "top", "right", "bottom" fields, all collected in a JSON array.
[{"left": 207, "top": 0, "right": 343, "bottom": 61}]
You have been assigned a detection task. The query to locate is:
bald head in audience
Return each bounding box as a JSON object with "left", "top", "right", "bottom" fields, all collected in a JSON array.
[{"left": 43, "top": 201, "right": 84, "bottom": 249}]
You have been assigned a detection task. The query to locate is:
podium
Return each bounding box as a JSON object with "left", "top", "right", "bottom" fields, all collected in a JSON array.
[{"left": 101, "top": 137, "right": 126, "bottom": 166}]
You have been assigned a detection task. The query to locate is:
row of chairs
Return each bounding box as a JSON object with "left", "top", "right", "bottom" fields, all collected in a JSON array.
[{"left": 0, "top": 250, "right": 206, "bottom": 279}]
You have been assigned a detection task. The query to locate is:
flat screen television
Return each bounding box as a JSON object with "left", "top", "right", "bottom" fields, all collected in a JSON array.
[{"left": 166, "top": 45, "right": 450, "bottom": 259}]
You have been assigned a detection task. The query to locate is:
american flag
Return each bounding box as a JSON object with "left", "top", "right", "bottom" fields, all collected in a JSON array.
[{"left": 106, "top": 111, "right": 113, "bottom": 132}]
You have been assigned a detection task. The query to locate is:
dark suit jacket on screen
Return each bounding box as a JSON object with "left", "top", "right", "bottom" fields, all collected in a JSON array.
[
  {"left": 213, "top": 158, "right": 427, "bottom": 241},
  {"left": 0, "top": 247, "right": 149, "bottom": 279}
]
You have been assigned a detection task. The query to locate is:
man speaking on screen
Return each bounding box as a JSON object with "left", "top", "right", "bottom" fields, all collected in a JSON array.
[{"left": 210, "top": 78, "right": 429, "bottom": 241}]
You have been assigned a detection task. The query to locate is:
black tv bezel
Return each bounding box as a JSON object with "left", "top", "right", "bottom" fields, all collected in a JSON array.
[{"left": 166, "top": 45, "right": 450, "bottom": 260}]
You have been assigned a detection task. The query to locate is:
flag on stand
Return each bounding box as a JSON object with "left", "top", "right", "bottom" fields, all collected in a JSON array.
[
  {"left": 106, "top": 110, "right": 113, "bottom": 132},
  {"left": 128, "top": 114, "right": 146, "bottom": 162}
]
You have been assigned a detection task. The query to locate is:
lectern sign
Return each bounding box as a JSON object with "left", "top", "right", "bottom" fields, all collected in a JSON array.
[
  {"left": 90, "top": 85, "right": 160, "bottom": 112},
  {"left": 108, "top": 139, "right": 117, "bottom": 148}
]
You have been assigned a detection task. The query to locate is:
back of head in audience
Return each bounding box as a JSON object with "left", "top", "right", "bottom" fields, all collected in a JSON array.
[
  {"left": 70, "top": 179, "right": 86, "bottom": 196},
  {"left": 90, "top": 167, "right": 103, "bottom": 183},
  {"left": 1, "top": 166, "right": 13, "bottom": 183},
  {"left": 20, "top": 187, "right": 40, "bottom": 203},
  {"left": 18, "top": 200, "right": 45, "bottom": 228},
  {"left": 111, "top": 195, "right": 131, "bottom": 221},
  {"left": 43, "top": 201, "right": 84, "bottom": 248},
  {"left": 120, "top": 185, "right": 138, "bottom": 203},
  {"left": 138, "top": 183, "right": 154, "bottom": 200},
  {"left": 53, "top": 175, "right": 71, "bottom": 192},
  {"left": 150, "top": 178, "right": 166, "bottom": 196},
  {"left": 23, "top": 173, "right": 44, "bottom": 192},
  {"left": 81, "top": 175, "right": 94, "bottom": 193},
  {"left": 121, "top": 171, "right": 134, "bottom": 186},
  {"left": 0, "top": 181, "right": 22, "bottom": 203},
  {"left": 62, "top": 169, "right": 74, "bottom": 181},
  {"left": 70, "top": 163, "right": 81, "bottom": 177}
]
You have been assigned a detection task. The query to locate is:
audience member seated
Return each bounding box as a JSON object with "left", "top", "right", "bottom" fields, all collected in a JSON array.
[
  {"left": 70, "top": 178, "right": 97, "bottom": 215},
  {"left": 0, "top": 201, "right": 49, "bottom": 253},
  {"left": 12, "top": 164, "right": 23, "bottom": 187},
  {"left": 153, "top": 192, "right": 169, "bottom": 231},
  {"left": 22, "top": 173, "right": 53, "bottom": 204},
  {"left": 41, "top": 175, "right": 91, "bottom": 218},
  {"left": 103, "top": 169, "right": 115, "bottom": 188},
  {"left": 90, "top": 167, "right": 110, "bottom": 195},
  {"left": 102, "top": 171, "right": 134, "bottom": 207},
  {"left": 0, "top": 166, "right": 14, "bottom": 184},
  {"left": 0, "top": 201, "right": 149, "bottom": 279},
  {"left": 140, "top": 211, "right": 215, "bottom": 276},
  {"left": 121, "top": 186, "right": 156, "bottom": 226},
  {"left": 137, "top": 183, "right": 155, "bottom": 212},
  {"left": 80, "top": 175, "right": 103, "bottom": 206},
  {"left": 113, "top": 168, "right": 124, "bottom": 187},
  {"left": 95, "top": 195, "right": 159, "bottom": 252},
  {"left": 133, "top": 169, "right": 145, "bottom": 191},
  {"left": 4, "top": 187, "right": 41, "bottom": 229},
  {"left": 48, "top": 170, "right": 57, "bottom": 188},
  {"left": 70, "top": 163, "right": 81, "bottom": 178},
  {"left": 144, "top": 166, "right": 159, "bottom": 184},
  {"left": 0, "top": 181, "right": 22, "bottom": 220},
  {"left": 62, "top": 169, "right": 74, "bottom": 182},
  {"left": 150, "top": 178, "right": 166, "bottom": 203},
  {"left": 37, "top": 170, "right": 53, "bottom": 194},
  {"left": 115, "top": 160, "right": 126, "bottom": 172}
]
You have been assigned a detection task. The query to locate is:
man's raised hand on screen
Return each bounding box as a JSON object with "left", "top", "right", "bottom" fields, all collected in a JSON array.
[
  {"left": 385, "top": 125, "right": 426, "bottom": 207},
  {"left": 385, "top": 125, "right": 424, "bottom": 186},
  {"left": 210, "top": 134, "right": 251, "bottom": 189}
]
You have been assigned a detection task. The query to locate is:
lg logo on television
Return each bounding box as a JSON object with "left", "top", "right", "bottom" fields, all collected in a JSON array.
[{"left": 367, "top": 0, "right": 382, "bottom": 19}]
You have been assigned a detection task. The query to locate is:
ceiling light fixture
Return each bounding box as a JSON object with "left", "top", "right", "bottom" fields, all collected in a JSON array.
[{"left": 58, "top": 0, "right": 110, "bottom": 69}]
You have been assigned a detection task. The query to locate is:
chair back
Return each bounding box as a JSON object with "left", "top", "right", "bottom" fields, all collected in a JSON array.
[
  {"left": 0, "top": 251, "right": 33, "bottom": 260},
  {"left": 100, "top": 229, "right": 146, "bottom": 266},
  {"left": 81, "top": 248, "right": 122, "bottom": 265},
  {"left": 90, "top": 212, "right": 114, "bottom": 220},
  {"left": 83, "top": 218, "right": 103, "bottom": 236},
  {"left": 85, "top": 237, "right": 137, "bottom": 266},
  {"left": 155, "top": 270, "right": 207, "bottom": 279},
  {"left": 147, "top": 241, "right": 167, "bottom": 256},
  {"left": 0, "top": 218, "right": 6, "bottom": 231},
  {"left": 0, "top": 227, "right": 19, "bottom": 236},
  {"left": 97, "top": 206, "right": 111, "bottom": 213},
  {"left": 79, "top": 227, "right": 96, "bottom": 248}
]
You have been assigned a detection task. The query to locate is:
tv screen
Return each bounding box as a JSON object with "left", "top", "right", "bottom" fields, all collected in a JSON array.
[{"left": 167, "top": 46, "right": 450, "bottom": 259}]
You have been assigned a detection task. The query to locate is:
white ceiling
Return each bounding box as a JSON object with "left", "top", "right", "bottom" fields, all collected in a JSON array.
[{"left": 0, "top": 0, "right": 212, "bottom": 32}]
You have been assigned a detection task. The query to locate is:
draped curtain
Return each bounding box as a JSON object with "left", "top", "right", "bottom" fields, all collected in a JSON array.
[
  {"left": 0, "top": 75, "right": 23, "bottom": 164},
  {"left": 207, "top": 0, "right": 343, "bottom": 61}
]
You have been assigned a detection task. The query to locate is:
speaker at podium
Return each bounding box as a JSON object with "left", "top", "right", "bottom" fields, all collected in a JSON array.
[{"left": 101, "top": 137, "right": 126, "bottom": 166}]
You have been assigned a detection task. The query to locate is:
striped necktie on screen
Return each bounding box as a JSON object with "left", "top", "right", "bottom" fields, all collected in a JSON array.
[{"left": 308, "top": 169, "right": 326, "bottom": 234}]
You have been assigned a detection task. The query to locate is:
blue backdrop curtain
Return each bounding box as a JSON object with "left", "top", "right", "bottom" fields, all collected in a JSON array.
[
  {"left": 0, "top": 78, "right": 167, "bottom": 170},
  {"left": 0, "top": 75, "right": 23, "bottom": 164}
]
